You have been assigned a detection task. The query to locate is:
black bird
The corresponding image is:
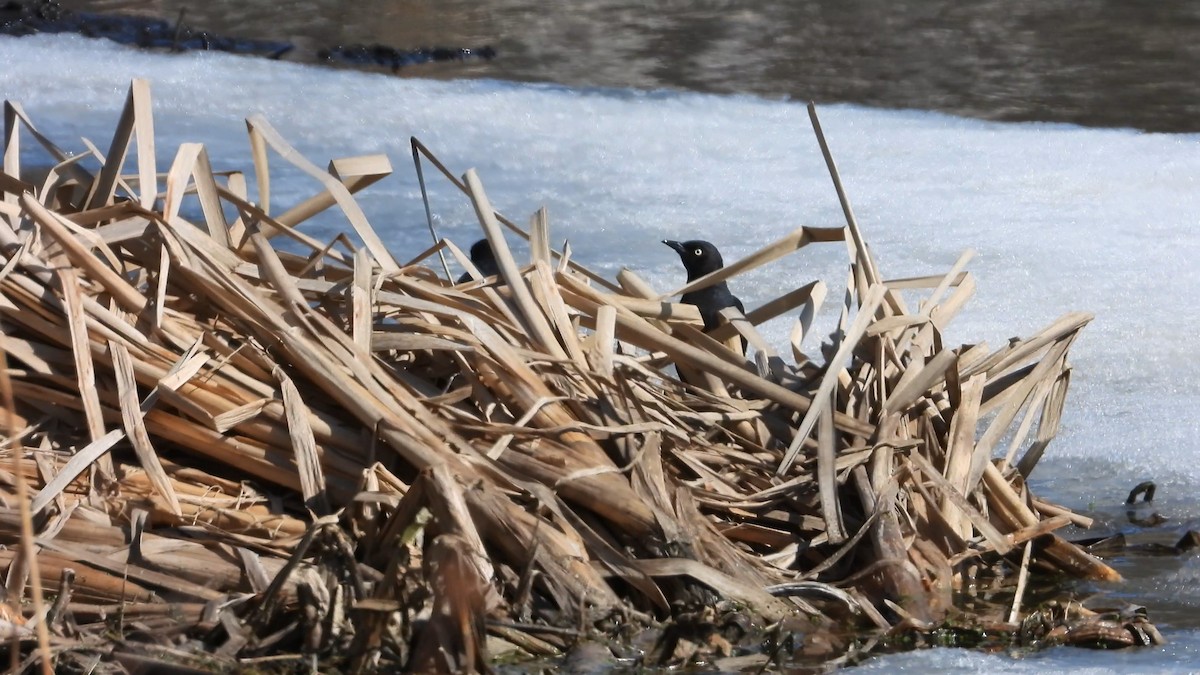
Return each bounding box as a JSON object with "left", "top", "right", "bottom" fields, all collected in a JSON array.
[
  {"left": 456, "top": 238, "right": 500, "bottom": 283},
  {"left": 663, "top": 239, "right": 746, "bottom": 351}
]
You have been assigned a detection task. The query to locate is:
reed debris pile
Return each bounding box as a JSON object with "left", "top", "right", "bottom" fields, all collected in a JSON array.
[{"left": 0, "top": 81, "right": 1159, "bottom": 672}]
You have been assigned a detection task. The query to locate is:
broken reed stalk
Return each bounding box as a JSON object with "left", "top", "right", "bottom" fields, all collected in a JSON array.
[
  {"left": 0, "top": 344, "right": 51, "bottom": 674},
  {"left": 0, "top": 79, "right": 1153, "bottom": 671}
]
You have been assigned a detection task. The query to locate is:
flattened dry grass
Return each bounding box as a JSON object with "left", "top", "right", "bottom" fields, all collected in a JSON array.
[{"left": 0, "top": 80, "right": 1157, "bottom": 672}]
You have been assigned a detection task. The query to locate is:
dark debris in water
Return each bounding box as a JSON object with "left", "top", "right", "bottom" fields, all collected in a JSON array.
[
  {"left": 1081, "top": 530, "right": 1200, "bottom": 557},
  {"left": 1, "top": 0, "right": 293, "bottom": 58},
  {"left": 319, "top": 44, "right": 496, "bottom": 71},
  {"left": 1074, "top": 481, "right": 1200, "bottom": 556},
  {"left": 0, "top": 0, "right": 496, "bottom": 69},
  {"left": 511, "top": 593, "right": 1169, "bottom": 673}
]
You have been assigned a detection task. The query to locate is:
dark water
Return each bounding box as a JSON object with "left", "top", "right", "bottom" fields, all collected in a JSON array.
[{"left": 57, "top": 0, "right": 1200, "bottom": 133}]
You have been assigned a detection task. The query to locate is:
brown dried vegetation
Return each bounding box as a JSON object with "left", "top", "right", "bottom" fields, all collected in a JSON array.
[{"left": 0, "top": 81, "right": 1159, "bottom": 672}]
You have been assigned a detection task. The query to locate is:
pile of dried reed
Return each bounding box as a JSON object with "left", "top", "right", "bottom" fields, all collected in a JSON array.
[{"left": 0, "top": 80, "right": 1159, "bottom": 673}]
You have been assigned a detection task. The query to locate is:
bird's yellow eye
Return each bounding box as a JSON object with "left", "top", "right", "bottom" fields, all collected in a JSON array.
[{"left": 693, "top": 248, "right": 703, "bottom": 256}]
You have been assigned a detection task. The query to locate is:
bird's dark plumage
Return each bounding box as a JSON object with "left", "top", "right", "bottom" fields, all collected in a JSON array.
[
  {"left": 663, "top": 239, "right": 746, "bottom": 350},
  {"left": 456, "top": 238, "right": 500, "bottom": 283}
]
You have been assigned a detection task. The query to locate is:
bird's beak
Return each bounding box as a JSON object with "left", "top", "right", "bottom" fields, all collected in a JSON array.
[{"left": 662, "top": 240, "right": 685, "bottom": 255}]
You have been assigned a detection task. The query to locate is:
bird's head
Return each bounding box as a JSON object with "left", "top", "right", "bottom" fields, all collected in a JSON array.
[
  {"left": 455, "top": 238, "right": 500, "bottom": 283},
  {"left": 663, "top": 239, "right": 725, "bottom": 280},
  {"left": 469, "top": 238, "right": 493, "bottom": 264}
]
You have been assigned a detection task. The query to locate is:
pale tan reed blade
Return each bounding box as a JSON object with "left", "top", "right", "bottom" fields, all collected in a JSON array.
[
  {"left": 165, "top": 143, "right": 231, "bottom": 247},
  {"left": 21, "top": 194, "right": 147, "bottom": 314},
  {"left": 277, "top": 371, "right": 330, "bottom": 515},
  {"left": 609, "top": 296, "right": 703, "bottom": 325},
  {"left": 154, "top": 244, "right": 169, "bottom": 329},
  {"left": 817, "top": 392, "right": 846, "bottom": 544},
  {"left": 0, "top": 354, "right": 52, "bottom": 675},
  {"left": 464, "top": 169, "right": 567, "bottom": 361},
  {"left": 717, "top": 306, "right": 770, "bottom": 357},
  {"left": 708, "top": 280, "right": 826, "bottom": 344},
  {"left": 531, "top": 260, "right": 590, "bottom": 370},
  {"left": 163, "top": 142, "right": 200, "bottom": 221},
  {"left": 999, "top": 373, "right": 1056, "bottom": 469},
  {"left": 623, "top": 557, "right": 795, "bottom": 622},
  {"left": 110, "top": 340, "right": 181, "bottom": 516},
  {"left": 0, "top": 190, "right": 24, "bottom": 231},
  {"left": 131, "top": 79, "right": 157, "bottom": 210},
  {"left": 410, "top": 137, "right": 622, "bottom": 292},
  {"left": 1016, "top": 369, "right": 1071, "bottom": 477},
  {"left": 943, "top": 373, "right": 986, "bottom": 538},
  {"left": 1031, "top": 497, "right": 1092, "bottom": 529},
  {"left": 589, "top": 304, "right": 618, "bottom": 380},
  {"left": 882, "top": 348, "right": 958, "bottom": 415},
  {"left": 1008, "top": 540, "right": 1034, "bottom": 623},
  {"left": 616, "top": 268, "right": 657, "bottom": 299},
  {"left": 907, "top": 452, "right": 1012, "bottom": 555},
  {"left": 967, "top": 338, "right": 1073, "bottom": 493},
  {"left": 213, "top": 183, "right": 353, "bottom": 263},
  {"left": 245, "top": 115, "right": 400, "bottom": 272},
  {"left": 917, "top": 249, "right": 976, "bottom": 313},
  {"left": 663, "top": 226, "right": 844, "bottom": 300},
  {"left": 55, "top": 265, "right": 106, "bottom": 446},
  {"left": 884, "top": 271, "right": 970, "bottom": 290},
  {"left": 778, "top": 284, "right": 887, "bottom": 475},
  {"left": 530, "top": 207, "right": 552, "bottom": 265},
  {"left": 792, "top": 280, "right": 828, "bottom": 360},
  {"left": 352, "top": 248, "right": 373, "bottom": 353},
  {"left": 274, "top": 154, "right": 392, "bottom": 231},
  {"left": 807, "top": 103, "right": 880, "bottom": 288},
  {"left": 225, "top": 170, "right": 249, "bottom": 243},
  {"left": 966, "top": 312, "right": 1093, "bottom": 380},
  {"left": 30, "top": 429, "right": 123, "bottom": 514},
  {"left": 4, "top": 101, "right": 91, "bottom": 192},
  {"left": 246, "top": 116, "right": 271, "bottom": 216},
  {"left": 926, "top": 272, "right": 977, "bottom": 339},
  {"left": 85, "top": 79, "right": 150, "bottom": 209}
]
